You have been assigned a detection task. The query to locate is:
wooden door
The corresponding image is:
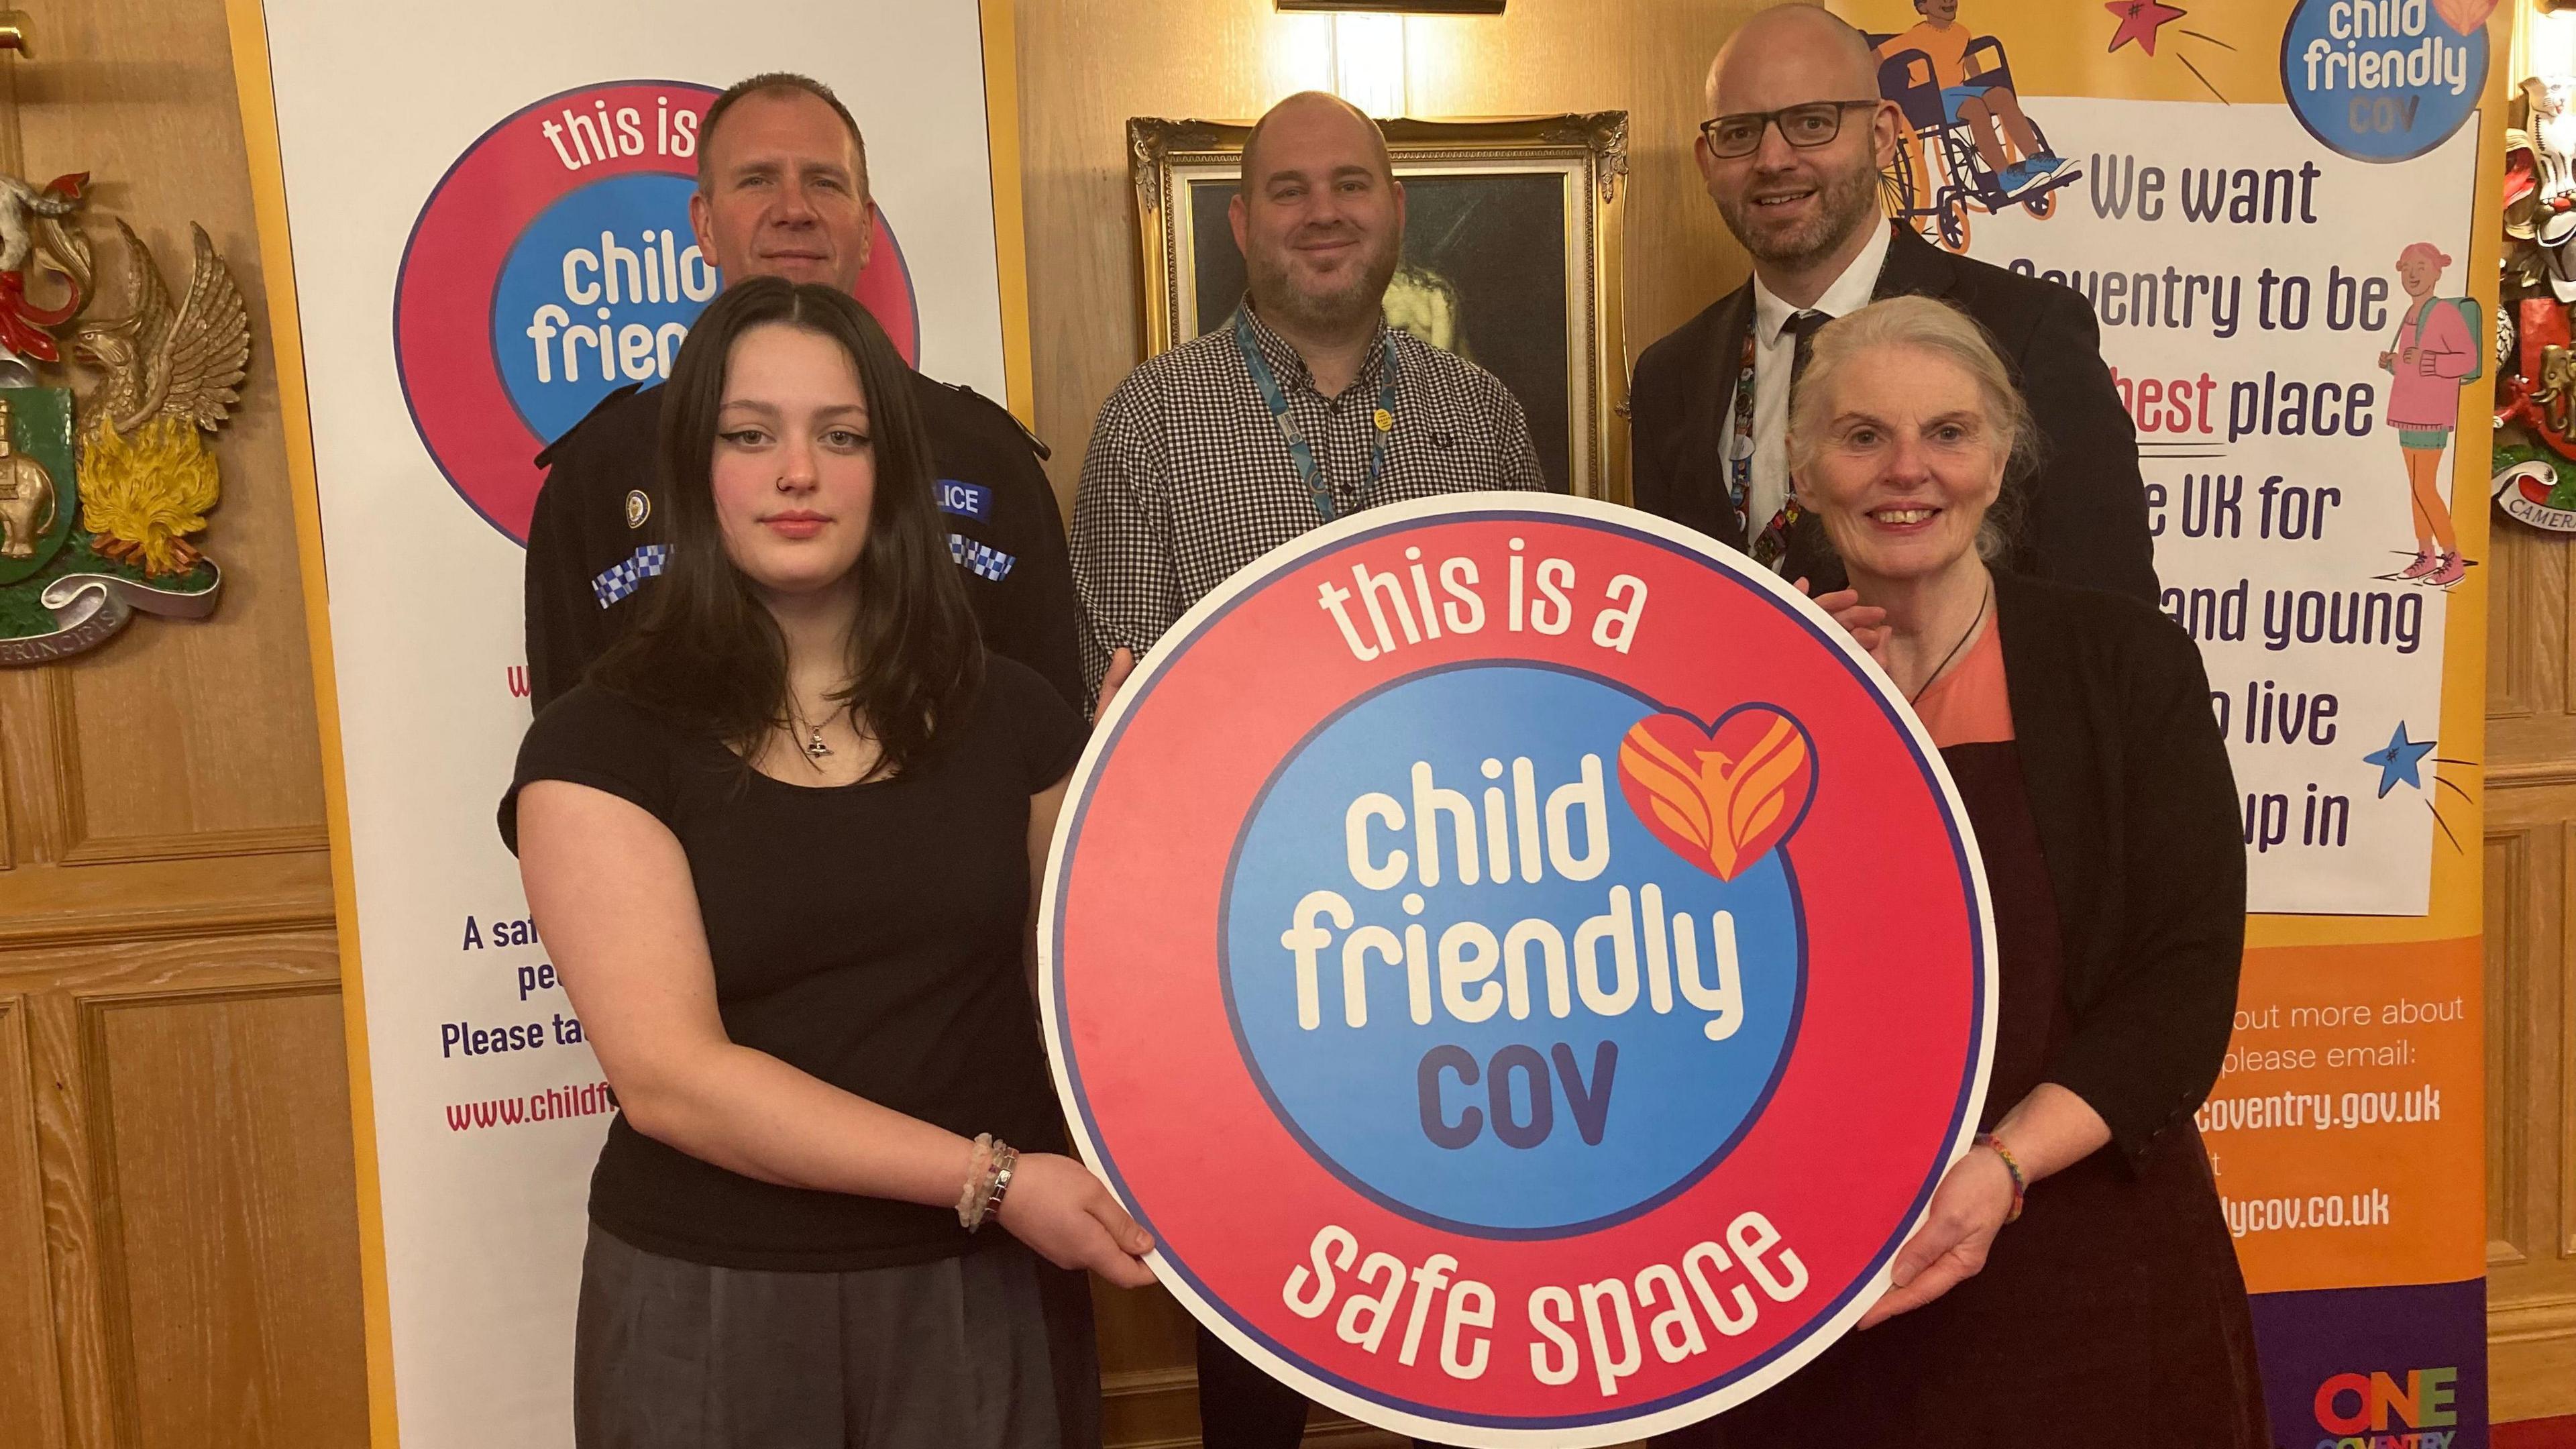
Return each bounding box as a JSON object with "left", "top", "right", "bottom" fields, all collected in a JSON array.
[{"left": 0, "top": 3, "right": 369, "bottom": 1446}]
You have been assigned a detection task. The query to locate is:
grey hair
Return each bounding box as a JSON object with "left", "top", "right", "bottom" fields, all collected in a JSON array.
[{"left": 1784, "top": 294, "right": 2035, "bottom": 564}]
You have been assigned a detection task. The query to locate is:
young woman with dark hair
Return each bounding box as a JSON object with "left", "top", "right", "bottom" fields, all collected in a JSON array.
[{"left": 501, "top": 276, "right": 1151, "bottom": 1448}]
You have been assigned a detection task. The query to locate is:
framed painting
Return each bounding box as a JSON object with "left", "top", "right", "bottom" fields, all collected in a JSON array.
[{"left": 1128, "top": 113, "right": 1630, "bottom": 501}]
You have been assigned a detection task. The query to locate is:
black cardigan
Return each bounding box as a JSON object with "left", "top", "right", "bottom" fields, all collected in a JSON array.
[{"left": 1987, "top": 570, "right": 2244, "bottom": 1171}]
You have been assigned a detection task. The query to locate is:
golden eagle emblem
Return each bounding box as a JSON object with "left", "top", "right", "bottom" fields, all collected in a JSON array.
[{"left": 67, "top": 220, "right": 250, "bottom": 576}]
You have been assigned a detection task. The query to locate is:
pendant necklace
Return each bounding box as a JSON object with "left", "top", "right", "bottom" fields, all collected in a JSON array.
[
  {"left": 786, "top": 697, "right": 832, "bottom": 765},
  {"left": 1907, "top": 577, "right": 1993, "bottom": 706}
]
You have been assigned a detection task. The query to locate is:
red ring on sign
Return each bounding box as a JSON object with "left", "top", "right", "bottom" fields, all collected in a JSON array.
[{"left": 1044, "top": 498, "right": 1995, "bottom": 1444}]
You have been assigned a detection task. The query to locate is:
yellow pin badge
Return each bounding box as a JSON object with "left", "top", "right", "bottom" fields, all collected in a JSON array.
[{"left": 1373, "top": 407, "right": 1392, "bottom": 432}]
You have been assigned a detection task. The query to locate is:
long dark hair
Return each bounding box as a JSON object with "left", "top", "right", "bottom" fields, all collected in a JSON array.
[{"left": 594, "top": 276, "right": 981, "bottom": 775}]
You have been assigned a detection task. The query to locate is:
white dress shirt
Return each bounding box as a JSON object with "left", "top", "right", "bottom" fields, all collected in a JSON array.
[{"left": 1741, "top": 221, "right": 1894, "bottom": 555}]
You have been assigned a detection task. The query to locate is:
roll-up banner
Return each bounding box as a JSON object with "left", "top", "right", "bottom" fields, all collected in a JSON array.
[
  {"left": 1831, "top": 0, "right": 2498, "bottom": 1442},
  {"left": 223, "top": 1, "right": 1030, "bottom": 1442}
]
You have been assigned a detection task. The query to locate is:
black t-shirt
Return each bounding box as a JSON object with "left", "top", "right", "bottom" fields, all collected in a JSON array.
[
  {"left": 523, "top": 372, "right": 1084, "bottom": 713},
  {"left": 498, "top": 656, "right": 1085, "bottom": 1271}
]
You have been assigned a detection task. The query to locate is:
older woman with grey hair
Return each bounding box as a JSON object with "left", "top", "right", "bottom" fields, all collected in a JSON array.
[{"left": 1664, "top": 295, "right": 2265, "bottom": 1448}]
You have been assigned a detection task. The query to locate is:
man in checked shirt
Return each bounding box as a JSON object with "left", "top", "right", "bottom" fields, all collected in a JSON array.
[{"left": 1072, "top": 91, "right": 1545, "bottom": 727}]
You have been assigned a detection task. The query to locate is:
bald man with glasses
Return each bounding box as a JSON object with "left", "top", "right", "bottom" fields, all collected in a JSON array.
[{"left": 1629, "top": 2, "right": 2156, "bottom": 603}]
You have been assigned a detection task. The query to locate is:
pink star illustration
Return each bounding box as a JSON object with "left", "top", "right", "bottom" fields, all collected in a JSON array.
[{"left": 2104, "top": 0, "right": 2187, "bottom": 55}]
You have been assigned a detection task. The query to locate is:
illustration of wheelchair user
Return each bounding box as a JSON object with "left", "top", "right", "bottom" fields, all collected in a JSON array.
[{"left": 1871, "top": 0, "right": 2078, "bottom": 252}]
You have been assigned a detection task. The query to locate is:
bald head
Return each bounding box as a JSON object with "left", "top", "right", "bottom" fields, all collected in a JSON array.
[
  {"left": 1706, "top": 3, "right": 1878, "bottom": 115},
  {"left": 1229, "top": 90, "right": 1405, "bottom": 343},
  {"left": 1242, "top": 91, "right": 1393, "bottom": 193},
  {"left": 1692, "top": 2, "right": 1894, "bottom": 292}
]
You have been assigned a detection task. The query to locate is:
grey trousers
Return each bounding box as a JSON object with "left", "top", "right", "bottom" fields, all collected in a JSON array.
[{"left": 574, "top": 1226, "right": 1102, "bottom": 1449}]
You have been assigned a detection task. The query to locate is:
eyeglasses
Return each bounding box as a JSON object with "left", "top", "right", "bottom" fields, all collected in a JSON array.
[{"left": 1699, "top": 101, "right": 1880, "bottom": 159}]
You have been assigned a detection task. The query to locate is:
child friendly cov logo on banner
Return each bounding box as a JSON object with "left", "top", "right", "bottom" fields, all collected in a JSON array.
[
  {"left": 391, "top": 79, "right": 920, "bottom": 543},
  {"left": 2282, "top": 0, "right": 2490, "bottom": 162},
  {"left": 1043, "top": 496, "right": 1999, "bottom": 1446}
]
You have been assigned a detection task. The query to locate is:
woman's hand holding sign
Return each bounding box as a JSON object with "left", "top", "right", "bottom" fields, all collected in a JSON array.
[
  {"left": 1796, "top": 580, "right": 1890, "bottom": 661},
  {"left": 1856, "top": 1142, "right": 2015, "bottom": 1328},
  {"left": 1859, "top": 1083, "right": 2111, "bottom": 1327},
  {"left": 998, "top": 1152, "right": 1159, "bottom": 1289}
]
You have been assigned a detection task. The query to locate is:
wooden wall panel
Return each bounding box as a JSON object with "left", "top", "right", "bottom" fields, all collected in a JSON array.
[
  {"left": 2486, "top": 828, "right": 2536, "bottom": 1273},
  {"left": 11, "top": 0, "right": 326, "bottom": 857},
  {"left": 0, "top": 3, "right": 360, "bottom": 1448},
  {"left": 85, "top": 979, "right": 365, "bottom": 1449},
  {"left": 3, "top": 931, "right": 356, "bottom": 1449},
  {"left": 0, "top": 996, "right": 68, "bottom": 1449},
  {"left": 2488, "top": 511, "right": 2570, "bottom": 726},
  {"left": 2488, "top": 502, "right": 2576, "bottom": 1423}
]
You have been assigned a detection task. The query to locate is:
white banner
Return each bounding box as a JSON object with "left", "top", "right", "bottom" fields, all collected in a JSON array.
[
  {"left": 1958, "top": 99, "right": 2477, "bottom": 915},
  {"left": 245, "top": 2, "right": 1012, "bottom": 1441}
]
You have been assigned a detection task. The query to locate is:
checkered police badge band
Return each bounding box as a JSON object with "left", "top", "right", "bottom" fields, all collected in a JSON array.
[
  {"left": 950, "top": 534, "right": 1016, "bottom": 582},
  {"left": 592, "top": 544, "right": 670, "bottom": 608}
]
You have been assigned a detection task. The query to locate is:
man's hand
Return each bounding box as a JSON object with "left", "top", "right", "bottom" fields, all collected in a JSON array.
[{"left": 1094, "top": 648, "right": 1136, "bottom": 722}]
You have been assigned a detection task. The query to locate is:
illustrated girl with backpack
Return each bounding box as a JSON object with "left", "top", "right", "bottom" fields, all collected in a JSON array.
[{"left": 2378, "top": 241, "right": 2481, "bottom": 588}]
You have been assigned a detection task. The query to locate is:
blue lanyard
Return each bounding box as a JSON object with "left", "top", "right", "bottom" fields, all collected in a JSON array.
[{"left": 1232, "top": 307, "right": 1400, "bottom": 524}]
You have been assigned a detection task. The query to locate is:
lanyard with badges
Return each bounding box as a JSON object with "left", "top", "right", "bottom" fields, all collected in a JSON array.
[
  {"left": 1234, "top": 307, "right": 1400, "bottom": 525},
  {"left": 1728, "top": 323, "right": 1803, "bottom": 570}
]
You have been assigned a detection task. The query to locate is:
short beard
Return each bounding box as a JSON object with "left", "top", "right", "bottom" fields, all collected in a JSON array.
[
  {"left": 1248, "top": 233, "right": 1402, "bottom": 336},
  {"left": 1719, "top": 151, "right": 1884, "bottom": 272}
]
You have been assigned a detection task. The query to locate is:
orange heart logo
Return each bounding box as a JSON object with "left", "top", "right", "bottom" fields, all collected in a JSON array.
[
  {"left": 2432, "top": 0, "right": 2496, "bottom": 36},
  {"left": 1615, "top": 706, "right": 1817, "bottom": 881}
]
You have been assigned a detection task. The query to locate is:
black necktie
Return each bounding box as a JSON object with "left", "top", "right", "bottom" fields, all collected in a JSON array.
[
  {"left": 1786, "top": 308, "right": 1830, "bottom": 389},
  {"left": 1750, "top": 309, "right": 1833, "bottom": 571}
]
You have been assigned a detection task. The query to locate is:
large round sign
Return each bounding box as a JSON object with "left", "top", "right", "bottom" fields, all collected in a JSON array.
[
  {"left": 392, "top": 79, "right": 920, "bottom": 543},
  {"left": 1043, "top": 496, "right": 1997, "bottom": 1446}
]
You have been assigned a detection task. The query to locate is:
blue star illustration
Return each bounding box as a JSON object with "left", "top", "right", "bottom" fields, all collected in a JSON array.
[{"left": 2362, "top": 722, "right": 2435, "bottom": 798}]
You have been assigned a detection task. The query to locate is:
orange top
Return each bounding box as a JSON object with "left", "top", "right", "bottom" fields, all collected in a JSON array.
[
  {"left": 1882, "top": 20, "right": 1976, "bottom": 90},
  {"left": 1911, "top": 611, "right": 2013, "bottom": 747}
]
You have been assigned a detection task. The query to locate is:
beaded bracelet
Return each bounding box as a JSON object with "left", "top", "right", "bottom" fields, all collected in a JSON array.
[
  {"left": 1976, "top": 1132, "right": 2027, "bottom": 1224},
  {"left": 957, "top": 1133, "right": 1021, "bottom": 1232},
  {"left": 979, "top": 1142, "right": 1020, "bottom": 1230},
  {"left": 956, "top": 1134, "right": 997, "bottom": 1230}
]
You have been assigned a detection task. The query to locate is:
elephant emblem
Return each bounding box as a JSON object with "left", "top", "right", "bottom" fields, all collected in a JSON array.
[
  {"left": 0, "top": 397, "right": 55, "bottom": 560},
  {"left": 2538, "top": 343, "right": 2576, "bottom": 440}
]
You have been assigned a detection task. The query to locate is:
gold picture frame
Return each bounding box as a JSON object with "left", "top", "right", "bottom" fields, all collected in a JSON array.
[{"left": 1128, "top": 113, "right": 1630, "bottom": 502}]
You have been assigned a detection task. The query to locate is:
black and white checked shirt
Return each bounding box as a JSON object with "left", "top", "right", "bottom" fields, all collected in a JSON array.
[{"left": 1071, "top": 304, "right": 1544, "bottom": 694}]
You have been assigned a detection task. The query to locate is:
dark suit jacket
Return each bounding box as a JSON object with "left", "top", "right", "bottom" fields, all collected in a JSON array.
[
  {"left": 1991, "top": 570, "right": 2242, "bottom": 1171},
  {"left": 1630, "top": 224, "right": 2161, "bottom": 602}
]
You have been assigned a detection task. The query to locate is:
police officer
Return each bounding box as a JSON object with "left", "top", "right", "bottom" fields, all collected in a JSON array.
[{"left": 525, "top": 72, "right": 1080, "bottom": 712}]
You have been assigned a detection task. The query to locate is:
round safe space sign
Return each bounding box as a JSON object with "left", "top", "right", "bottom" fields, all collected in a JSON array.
[{"left": 1042, "top": 496, "right": 1998, "bottom": 1445}]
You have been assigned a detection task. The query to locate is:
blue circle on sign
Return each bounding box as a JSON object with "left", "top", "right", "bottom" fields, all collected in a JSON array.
[
  {"left": 1220, "top": 662, "right": 1807, "bottom": 1238},
  {"left": 490, "top": 171, "right": 716, "bottom": 444},
  {"left": 2280, "top": 0, "right": 2487, "bottom": 163}
]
